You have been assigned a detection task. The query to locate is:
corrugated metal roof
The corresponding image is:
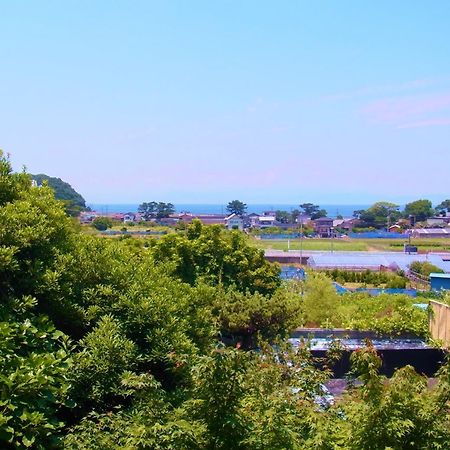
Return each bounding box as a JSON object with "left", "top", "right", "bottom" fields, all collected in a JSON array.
[{"left": 430, "top": 273, "right": 450, "bottom": 279}]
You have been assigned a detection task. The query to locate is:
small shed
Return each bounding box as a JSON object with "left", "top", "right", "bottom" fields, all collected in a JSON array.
[{"left": 430, "top": 273, "right": 450, "bottom": 291}]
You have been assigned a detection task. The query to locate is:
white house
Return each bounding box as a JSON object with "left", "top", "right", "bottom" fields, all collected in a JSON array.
[{"left": 226, "top": 214, "right": 244, "bottom": 231}]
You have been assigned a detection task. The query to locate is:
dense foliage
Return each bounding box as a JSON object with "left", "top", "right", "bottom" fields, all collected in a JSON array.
[
  {"left": 138, "top": 201, "right": 175, "bottom": 220},
  {"left": 31, "top": 174, "right": 87, "bottom": 216},
  {"left": 226, "top": 199, "right": 247, "bottom": 216},
  {"left": 299, "top": 273, "right": 428, "bottom": 336},
  {"left": 410, "top": 260, "right": 445, "bottom": 277},
  {"left": 325, "top": 268, "right": 407, "bottom": 288},
  {"left": 91, "top": 216, "right": 113, "bottom": 231},
  {"left": 1, "top": 152, "right": 449, "bottom": 448}
]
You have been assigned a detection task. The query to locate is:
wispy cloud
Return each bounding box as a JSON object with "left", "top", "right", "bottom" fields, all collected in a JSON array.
[
  {"left": 362, "top": 92, "right": 450, "bottom": 127},
  {"left": 396, "top": 117, "right": 450, "bottom": 129},
  {"left": 320, "top": 77, "right": 439, "bottom": 103}
]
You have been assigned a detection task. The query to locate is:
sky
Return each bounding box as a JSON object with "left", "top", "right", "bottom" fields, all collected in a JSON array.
[{"left": 1, "top": 1, "right": 450, "bottom": 204}]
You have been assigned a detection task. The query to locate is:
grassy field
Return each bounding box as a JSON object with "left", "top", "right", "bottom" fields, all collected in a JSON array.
[
  {"left": 251, "top": 237, "right": 450, "bottom": 252},
  {"left": 252, "top": 238, "right": 369, "bottom": 251}
]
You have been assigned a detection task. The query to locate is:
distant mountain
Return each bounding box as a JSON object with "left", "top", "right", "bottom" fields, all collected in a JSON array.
[{"left": 31, "top": 174, "right": 88, "bottom": 216}]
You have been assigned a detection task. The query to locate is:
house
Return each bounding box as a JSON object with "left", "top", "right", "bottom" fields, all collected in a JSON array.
[
  {"left": 123, "top": 213, "right": 136, "bottom": 223},
  {"left": 246, "top": 213, "right": 260, "bottom": 228},
  {"left": 179, "top": 213, "right": 227, "bottom": 225},
  {"left": 79, "top": 211, "right": 99, "bottom": 224},
  {"left": 427, "top": 216, "right": 450, "bottom": 226},
  {"left": 388, "top": 224, "right": 402, "bottom": 233},
  {"left": 111, "top": 213, "right": 125, "bottom": 221},
  {"left": 313, "top": 217, "right": 334, "bottom": 237},
  {"left": 409, "top": 228, "right": 450, "bottom": 238},
  {"left": 226, "top": 214, "right": 244, "bottom": 231},
  {"left": 258, "top": 215, "right": 277, "bottom": 229}
]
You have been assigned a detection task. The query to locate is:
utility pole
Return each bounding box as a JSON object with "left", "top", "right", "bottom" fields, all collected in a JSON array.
[{"left": 300, "top": 218, "right": 303, "bottom": 264}]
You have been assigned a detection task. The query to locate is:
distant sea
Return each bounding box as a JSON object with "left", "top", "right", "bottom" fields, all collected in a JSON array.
[{"left": 88, "top": 203, "right": 371, "bottom": 219}]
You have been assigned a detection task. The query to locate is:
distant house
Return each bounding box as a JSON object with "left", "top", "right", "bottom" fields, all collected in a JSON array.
[
  {"left": 427, "top": 216, "right": 450, "bottom": 226},
  {"left": 313, "top": 217, "right": 334, "bottom": 237},
  {"left": 79, "top": 211, "right": 99, "bottom": 224},
  {"left": 332, "top": 218, "right": 359, "bottom": 231},
  {"left": 111, "top": 213, "right": 125, "bottom": 221},
  {"left": 388, "top": 224, "right": 402, "bottom": 233},
  {"left": 179, "top": 213, "right": 227, "bottom": 225},
  {"left": 409, "top": 228, "right": 450, "bottom": 238},
  {"left": 258, "top": 215, "right": 277, "bottom": 229},
  {"left": 123, "top": 213, "right": 136, "bottom": 223},
  {"left": 226, "top": 214, "right": 244, "bottom": 231},
  {"left": 246, "top": 213, "right": 260, "bottom": 228}
]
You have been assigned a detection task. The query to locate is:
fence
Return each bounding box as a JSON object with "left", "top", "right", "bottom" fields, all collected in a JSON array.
[
  {"left": 260, "top": 233, "right": 302, "bottom": 239},
  {"left": 429, "top": 300, "right": 450, "bottom": 348}
]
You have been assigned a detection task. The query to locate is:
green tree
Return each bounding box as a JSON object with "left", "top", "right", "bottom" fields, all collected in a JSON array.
[
  {"left": 300, "top": 203, "right": 327, "bottom": 220},
  {"left": 138, "top": 201, "right": 158, "bottom": 220},
  {"left": 226, "top": 200, "right": 247, "bottom": 216},
  {"left": 436, "top": 199, "right": 450, "bottom": 214},
  {"left": 409, "top": 260, "right": 444, "bottom": 277},
  {"left": 156, "top": 201, "right": 175, "bottom": 218},
  {"left": 301, "top": 272, "right": 340, "bottom": 327},
  {"left": 403, "top": 199, "right": 434, "bottom": 222},
  {"left": 359, "top": 201, "right": 400, "bottom": 228},
  {"left": 218, "top": 285, "right": 302, "bottom": 347},
  {"left": 138, "top": 201, "right": 175, "bottom": 219},
  {"left": 150, "top": 220, "right": 280, "bottom": 295},
  {"left": 275, "top": 210, "right": 291, "bottom": 223},
  {"left": 299, "top": 203, "right": 319, "bottom": 217},
  {"left": 92, "top": 216, "right": 113, "bottom": 231}
]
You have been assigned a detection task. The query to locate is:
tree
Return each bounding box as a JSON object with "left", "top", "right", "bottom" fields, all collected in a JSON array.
[
  {"left": 404, "top": 199, "right": 433, "bottom": 222},
  {"left": 156, "top": 201, "right": 175, "bottom": 219},
  {"left": 151, "top": 220, "right": 280, "bottom": 295},
  {"left": 92, "top": 216, "right": 113, "bottom": 231},
  {"left": 435, "top": 199, "right": 450, "bottom": 215},
  {"left": 300, "top": 203, "right": 327, "bottom": 220},
  {"left": 358, "top": 201, "right": 400, "bottom": 229},
  {"left": 301, "top": 272, "right": 340, "bottom": 327},
  {"left": 311, "top": 209, "right": 327, "bottom": 220},
  {"left": 226, "top": 200, "right": 247, "bottom": 216},
  {"left": 138, "top": 201, "right": 175, "bottom": 220},
  {"left": 138, "top": 201, "right": 158, "bottom": 220},
  {"left": 275, "top": 210, "right": 291, "bottom": 223},
  {"left": 299, "top": 203, "right": 319, "bottom": 216}
]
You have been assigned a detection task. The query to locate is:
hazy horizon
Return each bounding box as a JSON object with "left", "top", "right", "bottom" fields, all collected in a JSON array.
[{"left": 2, "top": 2, "right": 449, "bottom": 203}]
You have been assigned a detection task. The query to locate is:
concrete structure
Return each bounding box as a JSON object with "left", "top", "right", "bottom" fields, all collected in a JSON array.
[{"left": 430, "top": 273, "right": 450, "bottom": 291}]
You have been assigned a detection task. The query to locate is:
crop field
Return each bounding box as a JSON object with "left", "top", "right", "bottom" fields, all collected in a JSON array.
[
  {"left": 251, "top": 237, "right": 450, "bottom": 253},
  {"left": 252, "top": 238, "right": 369, "bottom": 252}
]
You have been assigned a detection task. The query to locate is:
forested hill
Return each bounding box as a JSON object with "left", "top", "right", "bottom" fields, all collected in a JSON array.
[{"left": 31, "top": 173, "right": 87, "bottom": 216}]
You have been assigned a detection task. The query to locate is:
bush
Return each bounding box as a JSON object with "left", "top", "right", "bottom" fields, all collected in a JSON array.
[{"left": 92, "top": 216, "right": 113, "bottom": 231}]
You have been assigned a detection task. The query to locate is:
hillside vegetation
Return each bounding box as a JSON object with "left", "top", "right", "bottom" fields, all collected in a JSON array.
[{"left": 32, "top": 173, "right": 87, "bottom": 216}]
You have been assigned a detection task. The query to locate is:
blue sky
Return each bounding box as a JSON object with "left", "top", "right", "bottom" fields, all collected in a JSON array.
[{"left": 1, "top": 1, "right": 449, "bottom": 204}]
